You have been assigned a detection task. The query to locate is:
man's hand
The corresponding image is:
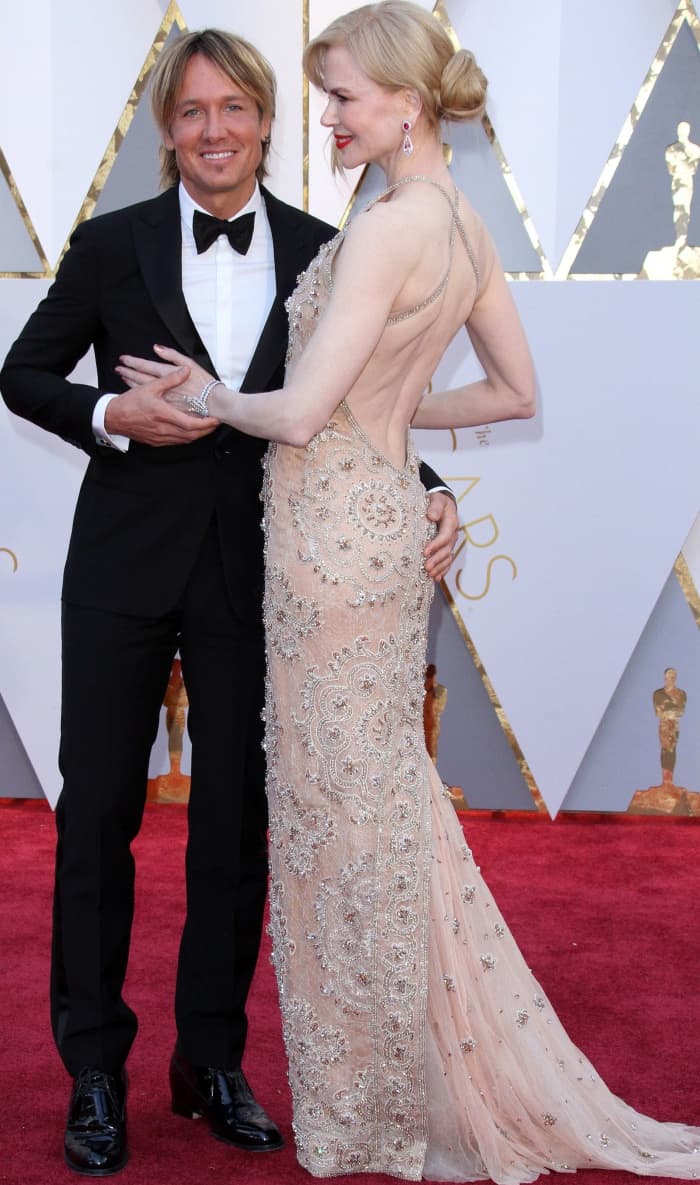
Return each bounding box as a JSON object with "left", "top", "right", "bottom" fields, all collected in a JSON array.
[
  {"left": 105, "top": 368, "right": 219, "bottom": 447},
  {"left": 424, "top": 491, "right": 459, "bottom": 582}
]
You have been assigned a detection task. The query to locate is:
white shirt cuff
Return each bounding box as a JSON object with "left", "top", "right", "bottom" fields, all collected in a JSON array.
[{"left": 93, "top": 393, "right": 130, "bottom": 453}]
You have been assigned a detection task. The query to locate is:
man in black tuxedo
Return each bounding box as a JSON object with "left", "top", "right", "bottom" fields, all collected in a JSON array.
[{"left": 0, "top": 28, "right": 456, "bottom": 1178}]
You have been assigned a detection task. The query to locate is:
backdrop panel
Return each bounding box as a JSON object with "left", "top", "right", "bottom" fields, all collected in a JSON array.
[{"left": 0, "top": 0, "right": 697, "bottom": 813}]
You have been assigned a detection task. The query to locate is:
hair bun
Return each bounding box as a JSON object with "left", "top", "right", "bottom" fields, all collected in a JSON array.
[{"left": 439, "top": 48, "right": 487, "bottom": 123}]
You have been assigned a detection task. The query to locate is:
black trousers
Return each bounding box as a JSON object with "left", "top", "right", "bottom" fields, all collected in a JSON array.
[{"left": 51, "top": 520, "right": 268, "bottom": 1076}]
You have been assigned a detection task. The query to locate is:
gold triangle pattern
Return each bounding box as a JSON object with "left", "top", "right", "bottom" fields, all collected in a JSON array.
[
  {"left": 557, "top": 0, "right": 700, "bottom": 279},
  {"left": 428, "top": 2, "right": 699, "bottom": 809},
  {"left": 0, "top": 146, "right": 51, "bottom": 278},
  {"left": 336, "top": 2, "right": 552, "bottom": 279},
  {"left": 440, "top": 583, "right": 547, "bottom": 813},
  {"left": 324, "top": 0, "right": 554, "bottom": 810},
  {"left": 435, "top": 467, "right": 546, "bottom": 812},
  {"left": 56, "top": 1, "right": 188, "bottom": 272},
  {"left": 478, "top": 112, "right": 554, "bottom": 280},
  {"left": 675, "top": 552, "right": 700, "bottom": 628},
  {"left": 434, "top": 2, "right": 552, "bottom": 280}
]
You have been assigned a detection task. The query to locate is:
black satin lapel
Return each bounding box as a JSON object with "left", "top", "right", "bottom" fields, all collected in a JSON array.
[
  {"left": 132, "top": 190, "right": 216, "bottom": 374},
  {"left": 239, "top": 299, "right": 288, "bottom": 394},
  {"left": 240, "top": 188, "right": 318, "bottom": 394}
]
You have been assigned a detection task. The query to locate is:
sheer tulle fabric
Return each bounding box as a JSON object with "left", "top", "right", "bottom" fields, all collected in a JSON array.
[{"left": 423, "top": 761, "right": 699, "bottom": 1182}]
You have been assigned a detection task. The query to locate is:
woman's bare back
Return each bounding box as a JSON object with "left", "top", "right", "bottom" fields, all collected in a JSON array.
[{"left": 286, "top": 174, "right": 485, "bottom": 466}]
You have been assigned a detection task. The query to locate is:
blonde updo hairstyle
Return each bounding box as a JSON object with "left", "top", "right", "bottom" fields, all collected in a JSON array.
[{"left": 304, "top": 0, "right": 487, "bottom": 139}]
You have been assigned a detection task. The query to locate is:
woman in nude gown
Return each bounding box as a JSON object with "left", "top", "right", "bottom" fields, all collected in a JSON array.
[{"left": 120, "top": 3, "right": 700, "bottom": 1179}]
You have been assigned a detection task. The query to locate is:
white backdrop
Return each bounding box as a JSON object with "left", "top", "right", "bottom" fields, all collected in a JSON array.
[{"left": 1, "top": 0, "right": 698, "bottom": 813}]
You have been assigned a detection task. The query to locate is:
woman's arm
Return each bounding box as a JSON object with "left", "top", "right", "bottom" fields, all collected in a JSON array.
[
  {"left": 412, "top": 233, "right": 536, "bottom": 430},
  {"left": 118, "top": 209, "right": 536, "bottom": 440},
  {"left": 119, "top": 202, "right": 422, "bottom": 445}
]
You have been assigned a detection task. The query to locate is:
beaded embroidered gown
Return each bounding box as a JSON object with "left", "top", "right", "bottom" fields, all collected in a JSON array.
[{"left": 261, "top": 179, "right": 700, "bottom": 1182}]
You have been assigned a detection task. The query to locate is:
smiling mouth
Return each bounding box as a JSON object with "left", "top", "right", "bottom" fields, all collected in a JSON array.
[
  {"left": 334, "top": 136, "right": 352, "bottom": 149},
  {"left": 202, "top": 150, "right": 236, "bottom": 160}
]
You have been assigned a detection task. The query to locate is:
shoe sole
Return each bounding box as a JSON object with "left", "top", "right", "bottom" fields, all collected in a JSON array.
[
  {"left": 172, "top": 1099, "right": 284, "bottom": 1151},
  {"left": 212, "top": 1129, "right": 284, "bottom": 1152}
]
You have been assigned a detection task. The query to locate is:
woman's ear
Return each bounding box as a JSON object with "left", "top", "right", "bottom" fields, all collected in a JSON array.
[{"left": 403, "top": 87, "right": 422, "bottom": 120}]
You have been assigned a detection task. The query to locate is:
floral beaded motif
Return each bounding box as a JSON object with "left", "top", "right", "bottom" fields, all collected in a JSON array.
[
  {"left": 264, "top": 565, "right": 320, "bottom": 659},
  {"left": 286, "top": 418, "right": 422, "bottom": 610},
  {"left": 262, "top": 373, "right": 433, "bottom": 1175},
  {"left": 285, "top": 233, "right": 341, "bottom": 369}
]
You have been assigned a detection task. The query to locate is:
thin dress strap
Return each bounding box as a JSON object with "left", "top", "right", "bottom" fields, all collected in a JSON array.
[{"left": 365, "top": 174, "right": 480, "bottom": 324}]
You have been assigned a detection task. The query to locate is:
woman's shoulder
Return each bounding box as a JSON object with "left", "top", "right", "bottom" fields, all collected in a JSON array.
[
  {"left": 343, "top": 198, "right": 424, "bottom": 278},
  {"left": 365, "top": 177, "right": 481, "bottom": 246},
  {"left": 355, "top": 179, "right": 452, "bottom": 244}
]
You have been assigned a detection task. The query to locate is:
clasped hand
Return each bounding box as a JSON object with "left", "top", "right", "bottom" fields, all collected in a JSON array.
[
  {"left": 116, "top": 344, "right": 213, "bottom": 414},
  {"left": 106, "top": 345, "right": 219, "bottom": 445}
]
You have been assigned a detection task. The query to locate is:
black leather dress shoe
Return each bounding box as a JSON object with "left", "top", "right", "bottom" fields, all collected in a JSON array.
[
  {"left": 170, "top": 1048, "right": 283, "bottom": 1151},
  {"left": 64, "top": 1067, "right": 128, "bottom": 1176}
]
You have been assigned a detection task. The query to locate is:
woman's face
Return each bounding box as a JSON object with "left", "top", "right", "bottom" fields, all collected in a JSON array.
[{"left": 319, "top": 44, "right": 407, "bottom": 171}]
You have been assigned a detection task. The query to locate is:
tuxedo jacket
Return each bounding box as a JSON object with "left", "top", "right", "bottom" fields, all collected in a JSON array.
[{"left": 1, "top": 184, "right": 443, "bottom": 623}]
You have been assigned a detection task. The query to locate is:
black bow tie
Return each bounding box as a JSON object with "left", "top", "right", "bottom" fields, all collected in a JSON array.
[{"left": 192, "top": 209, "right": 255, "bottom": 255}]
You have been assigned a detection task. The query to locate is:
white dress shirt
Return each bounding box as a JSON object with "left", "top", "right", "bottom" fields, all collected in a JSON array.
[{"left": 179, "top": 182, "right": 275, "bottom": 389}]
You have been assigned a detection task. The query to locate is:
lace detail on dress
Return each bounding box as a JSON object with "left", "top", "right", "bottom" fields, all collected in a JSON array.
[
  {"left": 279, "top": 411, "right": 423, "bottom": 609},
  {"left": 265, "top": 564, "right": 321, "bottom": 660},
  {"left": 262, "top": 400, "right": 434, "bottom": 1178},
  {"left": 285, "top": 233, "right": 343, "bottom": 370}
]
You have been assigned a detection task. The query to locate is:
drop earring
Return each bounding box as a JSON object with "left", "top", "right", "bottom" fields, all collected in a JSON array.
[{"left": 402, "top": 119, "right": 413, "bottom": 156}]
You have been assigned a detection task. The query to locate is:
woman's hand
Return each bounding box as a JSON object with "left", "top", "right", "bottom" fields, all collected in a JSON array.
[
  {"left": 104, "top": 366, "right": 220, "bottom": 446},
  {"left": 116, "top": 345, "right": 215, "bottom": 413}
]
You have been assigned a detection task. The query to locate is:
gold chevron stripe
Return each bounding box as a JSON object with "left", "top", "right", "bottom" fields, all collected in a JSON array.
[{"left": 0, "top": 147, "right": 51, "bottom": 278}]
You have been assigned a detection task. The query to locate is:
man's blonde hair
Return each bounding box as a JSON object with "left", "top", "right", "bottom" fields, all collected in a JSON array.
[{"left": 150, "top": 29, "right": 276, "bottom": 188}]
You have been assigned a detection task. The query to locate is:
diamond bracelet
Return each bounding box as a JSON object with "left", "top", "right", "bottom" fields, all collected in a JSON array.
[{"left": 184, "top": 378, "right": 224, "bottom": 418}]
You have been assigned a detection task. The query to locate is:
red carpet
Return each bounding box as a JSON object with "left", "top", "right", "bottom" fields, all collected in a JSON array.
[{"left": 0, "top": 800, "right": 698, "bottom": 1185}]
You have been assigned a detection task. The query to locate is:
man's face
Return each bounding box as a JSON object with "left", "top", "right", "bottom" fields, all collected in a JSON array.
[{"left": 163, "top": 53, "right": 270, "bottom": 217}]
